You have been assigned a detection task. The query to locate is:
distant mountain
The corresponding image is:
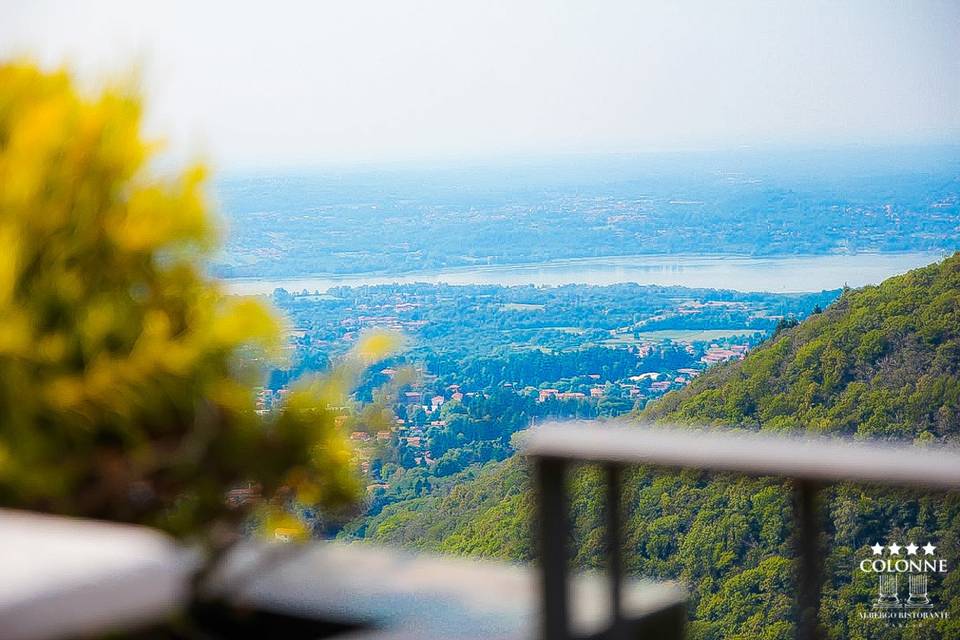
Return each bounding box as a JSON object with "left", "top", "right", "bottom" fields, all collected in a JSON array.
[{"left": 346, "top": 254, "right": 960, "bottom": 639}]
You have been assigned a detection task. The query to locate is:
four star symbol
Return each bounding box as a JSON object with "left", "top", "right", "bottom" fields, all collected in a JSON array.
[{"left": 870, "top": 541, "right": 938, "bottom": 556}]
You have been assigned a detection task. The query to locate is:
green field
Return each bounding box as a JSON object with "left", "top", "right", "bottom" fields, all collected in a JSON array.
[
  {"left": 607, "top": 328, "right": 763, "bottom": 344},
  {"left": 499, "top": 303, "right": 546, "bottom": 311}
]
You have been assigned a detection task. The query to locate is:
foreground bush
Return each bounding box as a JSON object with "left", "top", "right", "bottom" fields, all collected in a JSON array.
[{"left": 0, "top": 62, "right": 390, "bottom": 541}]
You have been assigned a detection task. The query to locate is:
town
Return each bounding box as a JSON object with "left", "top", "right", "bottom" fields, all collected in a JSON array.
[{"left": 246, "top": 281, "right": 837, "bottom": 525}]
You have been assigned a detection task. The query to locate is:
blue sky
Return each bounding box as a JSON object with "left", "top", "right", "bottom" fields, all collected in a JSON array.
[{"left": 4, "top": 1, "right": 959, "bottom": 168}]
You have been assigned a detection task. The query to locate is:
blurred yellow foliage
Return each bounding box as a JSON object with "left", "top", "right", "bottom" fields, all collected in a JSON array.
[{"left": 0, "top": 62, "right": 395, "bottom": 539}]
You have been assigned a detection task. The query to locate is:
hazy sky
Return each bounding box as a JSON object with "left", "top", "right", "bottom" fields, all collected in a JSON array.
[{"left": 3, "top": 1, "right": 959, "bottom": 168}]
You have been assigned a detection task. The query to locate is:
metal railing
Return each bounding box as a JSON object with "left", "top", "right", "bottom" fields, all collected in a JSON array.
[{"left": 523, "top": 422, "right": 960, "bottom": 640}]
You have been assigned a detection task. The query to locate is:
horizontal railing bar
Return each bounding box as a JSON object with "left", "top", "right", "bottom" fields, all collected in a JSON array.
[{"left": 522, "top": 421, "right": 960, "bottom": 491}]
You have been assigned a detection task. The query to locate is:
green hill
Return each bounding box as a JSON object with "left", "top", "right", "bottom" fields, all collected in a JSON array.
[
  {"left": 346, "top": 254, "right": 960, "bottom": 639},
  {"left": 645, "top": 254, "right": 960, "bottom": 438}
]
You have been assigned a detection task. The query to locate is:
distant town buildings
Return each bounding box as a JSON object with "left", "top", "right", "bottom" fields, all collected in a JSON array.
[{"left": 701, "top": 344, "right": 748, "bottom": 364}]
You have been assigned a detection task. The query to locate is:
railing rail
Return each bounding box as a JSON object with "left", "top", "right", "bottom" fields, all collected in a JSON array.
[{"left": 523, "top": 421, "right": 960, "bottom": 640}]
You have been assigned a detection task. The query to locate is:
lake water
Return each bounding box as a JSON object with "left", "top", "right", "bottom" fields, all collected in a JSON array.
[{"left": 223, "top": 251, "right": 947, "bottom": 296}]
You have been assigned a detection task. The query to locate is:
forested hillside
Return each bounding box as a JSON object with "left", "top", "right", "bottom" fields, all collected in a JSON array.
[
  {"left": 644, "top": 254, "right": 960, "bottom": 438},
  {"left": 345, "top": 254, "right": 960, "bottom": 639}
]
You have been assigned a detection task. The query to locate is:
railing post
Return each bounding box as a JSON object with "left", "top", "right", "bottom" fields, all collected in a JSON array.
[
  {"left": 794, "top": 480, "right": 824, "bottom": 640},
  {"left": 536, "top": 457, "right": 570, "bottom": 640},
  {"left": 606, "top": 465, "right": 624, "bottom": 638}
]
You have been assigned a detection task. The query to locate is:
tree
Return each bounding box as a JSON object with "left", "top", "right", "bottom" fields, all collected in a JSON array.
[
  {"left": 0, "top": 62, "right": 396, "bottom": 542},
  {"left": 772, "top": 315, "right": 800, "bottom": 338}
]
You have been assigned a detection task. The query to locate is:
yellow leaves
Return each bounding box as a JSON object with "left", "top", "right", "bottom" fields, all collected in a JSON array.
[
  {"left": 113, "top": 186, "right": 175, "bottom": 252},
  {"left": 88, "top": 88, "right": 147, "bottom": 180},
  {"left": 355, "top": 404, "right": 396, "bottom": 435},
  {"left": 260, "top": 508, "right": 308, "bottom": 542},
  {"left": 141, "top": 309, "right": 173, "bottom": 340},
  {"left": 0, "top": 311, "right": 30, "bottom": 356},
  {"left": 113, "top": 165, "right": 211, "bottom": 252},
  {"left": 305, "top": 328, "right": 403, "bottom": 405},
  {"left": 37, "top": 333, "right": 67, "bottom": 362},
  {"left": 0, "top": 62, "right": 393, "bottom": 541},
  {"left": 212, "top": 297, "right": 281, "bottom": 353},
  {"left": 209, "top": 378, "right": 255, "bottom": 414},
  {"left": 0, "top": 223, "right": 21, "bottom": 308},
  {"left": 354, "top": 330, "right": 402, "bottom": 362},
  {"left": 1, "top": 92, "right": 70, "bottom": 209},
  {"left": 44, "top": 375, "right": 85, "bottom": 412},
  {"left": 81, "top": 300, "right": 121, "bottom": 347}
]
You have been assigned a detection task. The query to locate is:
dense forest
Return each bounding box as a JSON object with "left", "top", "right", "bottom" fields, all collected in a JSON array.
[{"left": 342, "top": 254, "right": 960, "bottom": 639}]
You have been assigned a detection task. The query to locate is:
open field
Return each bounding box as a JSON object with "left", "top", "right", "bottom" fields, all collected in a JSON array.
[
  {"left": 607, "top": 328, "right": 764, "bottom": 344},
  {"left": 500, "top": 303, "right": 546, "bottom": 311}
]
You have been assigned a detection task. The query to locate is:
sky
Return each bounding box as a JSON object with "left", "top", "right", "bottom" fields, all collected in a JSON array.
[{"left": 3, "top": 1, "right": 959, "bottom": 169}]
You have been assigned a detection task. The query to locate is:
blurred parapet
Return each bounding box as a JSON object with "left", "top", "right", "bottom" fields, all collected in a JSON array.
[{"left": 0, "top": 507, "right": 683, "bottom": 639}]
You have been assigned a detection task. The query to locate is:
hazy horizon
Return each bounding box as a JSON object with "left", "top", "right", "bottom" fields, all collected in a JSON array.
[
  {"left": 4, "top": 1, "right": 959, "bottom": 169},
  {"left": 211, "top": 142, "right": 960, "bottom": 177}
]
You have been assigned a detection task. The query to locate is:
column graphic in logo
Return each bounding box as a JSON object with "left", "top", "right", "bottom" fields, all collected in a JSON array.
[
  {"left": 907, "top": 574, "right": 932, "bottom": 609},
  {"left": 876, "top": 574, "right": 899, "bottom": 608}
]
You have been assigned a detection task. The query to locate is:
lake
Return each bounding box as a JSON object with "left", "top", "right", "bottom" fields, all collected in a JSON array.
[{"left": 223, "top": 251, "right": 947, "bottom": 296}]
